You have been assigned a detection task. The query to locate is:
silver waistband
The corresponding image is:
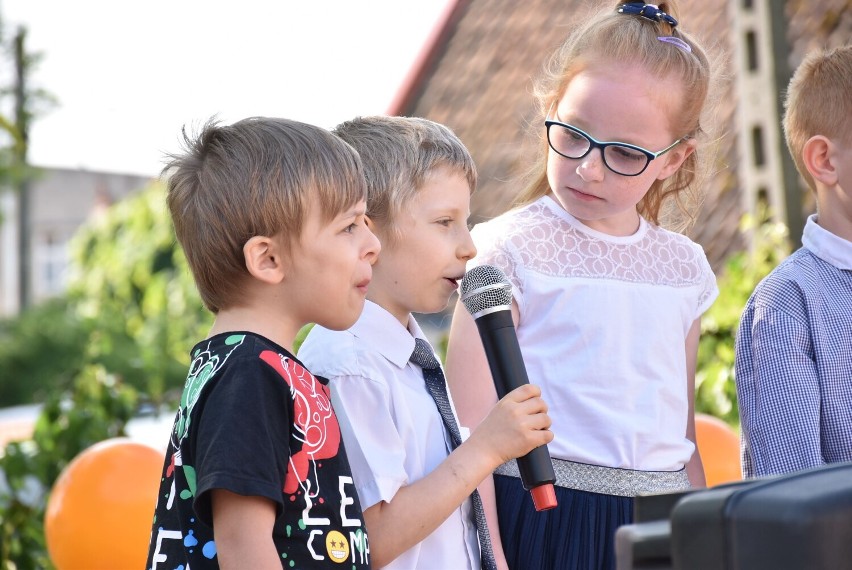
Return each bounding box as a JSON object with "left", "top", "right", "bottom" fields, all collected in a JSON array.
[{"left": 494, "top": 458, "right": 691, "bottom": 497}]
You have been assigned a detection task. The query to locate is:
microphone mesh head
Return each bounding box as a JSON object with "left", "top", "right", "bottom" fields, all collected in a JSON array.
[{"left": 459, "top": 265, "right": 513, "bottom": 315}]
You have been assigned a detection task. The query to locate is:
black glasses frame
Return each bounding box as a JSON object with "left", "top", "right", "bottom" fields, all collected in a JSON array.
[{"left": 544, "top": 119, "right": 687, "bottom": 177}]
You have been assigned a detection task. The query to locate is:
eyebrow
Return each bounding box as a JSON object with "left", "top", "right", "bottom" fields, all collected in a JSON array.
[
  {"left": 551, "top": 106, "right": 645, "bottom": 147},
  {"left": 343, "top": 203, "right": 367, "bottom": 218}
]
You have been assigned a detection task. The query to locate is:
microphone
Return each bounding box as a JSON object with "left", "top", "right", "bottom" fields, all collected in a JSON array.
[{"left": 459, "top": 264, "right": 557, "bottom": 511}]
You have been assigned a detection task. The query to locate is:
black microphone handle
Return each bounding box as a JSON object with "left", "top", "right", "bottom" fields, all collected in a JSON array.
[{"left": 473, "top": 308, "right": 556, "bottom": 492}]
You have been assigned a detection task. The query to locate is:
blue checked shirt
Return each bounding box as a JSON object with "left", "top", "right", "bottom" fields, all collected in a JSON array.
[{"left": 736, "top": 215, "right": 852, "bottom": 478}]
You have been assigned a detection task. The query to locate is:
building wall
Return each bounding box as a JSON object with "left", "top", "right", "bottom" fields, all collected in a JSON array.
[{"left": 0, "top": 167, "right": 153, "bottom": 316}]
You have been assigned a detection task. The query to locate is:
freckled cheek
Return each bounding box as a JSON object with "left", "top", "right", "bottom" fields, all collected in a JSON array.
[
  {"left": 547, "top": 166, "right": 568, "bottom": 192},
  {"left": 620, "top": 176, "right": 654, "bottom": 199}
]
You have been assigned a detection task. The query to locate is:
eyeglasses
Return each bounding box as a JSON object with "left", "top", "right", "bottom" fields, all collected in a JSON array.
[{"left": 545, "top": 118, "right": 689, "bottom": 177}]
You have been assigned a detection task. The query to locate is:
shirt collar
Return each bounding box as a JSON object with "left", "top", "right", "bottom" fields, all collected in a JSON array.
[
  {"left": 802, "top": 214, "right": 852, "bottom": 270},
  {"left": 349, "top": 300, "right": 427, "bottom": 369}
]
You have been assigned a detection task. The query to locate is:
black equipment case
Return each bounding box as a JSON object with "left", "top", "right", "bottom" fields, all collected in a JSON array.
[
  {"left": 671, "top": 461, "right": 852, "bottom": 569},
  {"left": 615, "top": 461, "right": 852, "bottom": 570}
]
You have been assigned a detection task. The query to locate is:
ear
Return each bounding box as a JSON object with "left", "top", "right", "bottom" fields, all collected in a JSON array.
[
  {"left": 656, "top": 137, "right": 697, "bottom": 181},
  {"left": 802, "top": 135, "right": 838, "bottom": 186},
  {"left": 243, "top": 235, "right": 287, "bottom": 285}
]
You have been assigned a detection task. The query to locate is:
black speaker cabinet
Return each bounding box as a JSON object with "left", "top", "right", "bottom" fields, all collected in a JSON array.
[
  {"left": 670, "top": 462, "right": 852, "bottom": 569},
  {"left": 615, "top": 462, "right": 852, "bottom": 570}
]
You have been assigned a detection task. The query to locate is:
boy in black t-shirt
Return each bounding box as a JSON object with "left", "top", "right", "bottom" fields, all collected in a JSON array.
[{"left": 146, "top": 117, "right": 380, "bottom": 569}]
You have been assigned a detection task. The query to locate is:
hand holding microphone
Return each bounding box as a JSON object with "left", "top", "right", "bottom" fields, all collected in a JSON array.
[{"left": 460, "top": 264, "right": 558, "bottom": 511}]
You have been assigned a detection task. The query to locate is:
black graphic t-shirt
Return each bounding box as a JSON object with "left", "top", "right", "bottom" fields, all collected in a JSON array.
[{"left": 146, "top": 332, "right": 371, "bottom": 569}]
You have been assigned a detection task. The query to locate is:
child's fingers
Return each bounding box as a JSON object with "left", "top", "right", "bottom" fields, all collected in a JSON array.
[
  {"left": 528, "top": 411, "right": 553, "bottom": 432},
  {"left": 501, "top": 383, "right": 542, "bottom": 402},
  {"left": 515, "top": 415, "right": 553, "bottom": 446},
  {"left": 500, "top": 400, "right": 552, "bottom": 430},
  {"left": 503, "top": 394, "right": 549, "bottom": 417},
  {"left": 537, "top": 428, "right": 554, "bottom": 445}
]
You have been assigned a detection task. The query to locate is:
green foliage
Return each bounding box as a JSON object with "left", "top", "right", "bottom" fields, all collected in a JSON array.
[
  {"left": 0, "top": 183, "right": 203, "bottom": 408},
  {"left": 695, "top": 216, "right": 791, "bottom": 425},
  {"left": 66, "top": 181, "right": 211, "bottom": 403},
  {"left": 32, "top": 365, "right": 138, "bottom": 483},
  {"left": 0, "top": 182, "right": 201, "bottom": 567},
  {"left": 0, "top": 297, "right": 89, "bottom": 407},
  {"left": 294, "top": 324, "right": 314, "bottom": 353},
  {"left": 0, "top": 365, "right": 138, "bottom": 569},
  {"left": 0, "top": 14, "right": 143, "bottom": 567}
]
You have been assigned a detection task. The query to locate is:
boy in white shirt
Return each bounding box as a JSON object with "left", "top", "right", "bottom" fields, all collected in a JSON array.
[{"left": 298, "top": 116, "right": 553, "bottom": 570}]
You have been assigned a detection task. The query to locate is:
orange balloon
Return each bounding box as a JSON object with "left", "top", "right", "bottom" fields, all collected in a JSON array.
[
  {"left": 695, "top": 413, "right": 742, "bottom": 487},
  {"left": 45, "top": 437, "right": 163, "bottom": 570}
]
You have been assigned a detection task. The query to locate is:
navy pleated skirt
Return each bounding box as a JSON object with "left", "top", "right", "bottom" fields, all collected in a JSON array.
[{"left": 494, "top": 473, "right": 633, "bottom": 570}]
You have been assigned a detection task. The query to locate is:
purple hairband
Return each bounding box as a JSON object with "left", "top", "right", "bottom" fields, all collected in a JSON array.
[{"left": 657, "top": 36, "right": 692, "bottom": 53}]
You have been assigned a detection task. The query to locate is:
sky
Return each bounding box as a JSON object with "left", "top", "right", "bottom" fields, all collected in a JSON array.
[{"left": 2, "top": 0, "right": 451, "bottom": 177}]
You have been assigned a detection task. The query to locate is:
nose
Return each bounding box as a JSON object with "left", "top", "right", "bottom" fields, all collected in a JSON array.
[
  {"left": 363, "top": 224, "right": 381, "bottom": 264},
  {"left": 576, "top": 148, "right": 606, "bottom": 182},
  {"left": 458, "top": 226, "right": 477, "bottom": 261}
]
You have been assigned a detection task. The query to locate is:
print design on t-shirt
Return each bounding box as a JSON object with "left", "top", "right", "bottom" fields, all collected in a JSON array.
[
  {"left": 258, "top": 350, "right": 341, "bottom": 496},
  {"left": 150, "top": 335, "right": 370, "bottom": 567},
  {"left": 156, "top": 334, "right": 247, "bottom": 563},
  {"left": 175, "top": 333, "right": 247, "bottom": 444},
  {"left": 258, "top": 350, "right": 369, "bottom": 565}
]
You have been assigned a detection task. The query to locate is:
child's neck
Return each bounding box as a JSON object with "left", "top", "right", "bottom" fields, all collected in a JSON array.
[
  {"left": 816, "top": 197, "right": 852, "bottom": 243},
  {"left": 366, "top": 294, "right": 413, "bottom": 329},
  {"left": 208, "top": 305, "right": 301, "bottom": 353}
]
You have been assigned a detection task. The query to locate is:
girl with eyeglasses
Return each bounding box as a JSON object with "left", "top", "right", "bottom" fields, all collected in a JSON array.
[{"left": 445, "top": 2, "right": 721, "bottom": 568}]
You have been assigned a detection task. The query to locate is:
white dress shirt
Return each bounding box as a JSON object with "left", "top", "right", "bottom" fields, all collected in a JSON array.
[{"left": 298, "top": 301, "right": 479, "bottom": 570}]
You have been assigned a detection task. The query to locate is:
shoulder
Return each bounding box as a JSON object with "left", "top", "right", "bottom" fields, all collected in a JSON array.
[
  {"left": 298, "top": 326, "right": 361, "bottom": 379},
  {"left": 200, "top": 334, "right": 313, "bottom": 397},
  {"left": 470, "top": 199, "right": 560, "bottom": 277},
  {"left": 644, "top": 224, "right": 715, "bottom": 288},
  {"left": 299, "top": 325, "right": 404, "bottom": 385},
  {"left": 472, "top": 200, "right": 551, "bottom": 247},
  {"left": 182, "top": 335, "right": 303, "bottom": 441},
  {"left": 647, "top": 224, "right": 711, "bottom": 262},
  {"left": 187, "top": 333, "right": 287, "bottom": 385},
  {"left": 749, "top": 249, "right": 822, "bottom": 309}
]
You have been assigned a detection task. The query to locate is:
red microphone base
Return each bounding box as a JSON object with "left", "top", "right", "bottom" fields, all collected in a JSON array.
[{"left": 531, "top": 483, "right": 557, "bottom": 511}]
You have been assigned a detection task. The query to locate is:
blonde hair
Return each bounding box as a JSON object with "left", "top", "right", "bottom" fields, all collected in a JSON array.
[
  {"left": 333, "top": 115, "right": 476, "bottom": 243},
  {"left": 164, "top": 117, "right": 366, "bottom": 313},
  {"left": 514, "top": 0, "right": 715, "bottom": 228},
  {"left": 783, "top": 44, "right": 852, "bottom": 191}
]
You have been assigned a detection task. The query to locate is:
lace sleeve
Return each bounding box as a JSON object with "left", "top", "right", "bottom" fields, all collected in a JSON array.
[{"left": 695, "top": 244, "right": 719, "bottom": 318}]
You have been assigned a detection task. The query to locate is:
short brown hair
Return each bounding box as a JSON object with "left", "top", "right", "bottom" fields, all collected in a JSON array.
[
  {"left": 164, "top": 117, "right": 366, "bottom": 313},
  {"left": 783, "top": 44, "right": 852, "bottom": 191},
  {"left": 332, "top": 115, "right": 476, "bottom": 243}
]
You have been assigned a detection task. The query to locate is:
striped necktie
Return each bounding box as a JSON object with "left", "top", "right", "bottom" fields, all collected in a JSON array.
[{"left": 410, "top": 337, "right": 497, "bottom": 570}]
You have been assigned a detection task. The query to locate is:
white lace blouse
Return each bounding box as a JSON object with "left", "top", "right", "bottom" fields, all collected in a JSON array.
[{"left": 469, "top": 196, "right": 718, "bottom": 471}]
